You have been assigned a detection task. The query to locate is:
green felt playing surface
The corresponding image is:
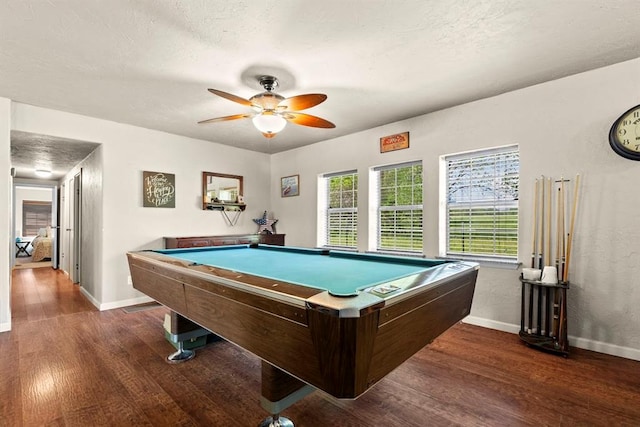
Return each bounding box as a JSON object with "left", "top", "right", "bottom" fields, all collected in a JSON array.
[{"left": 155, "top": 245, "right": 445, "bottom": 296}]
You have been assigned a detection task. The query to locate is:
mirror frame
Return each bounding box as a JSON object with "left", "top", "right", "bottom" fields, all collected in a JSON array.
[{"left": 202, "top": 172, "right": 244, "bottom": 210}]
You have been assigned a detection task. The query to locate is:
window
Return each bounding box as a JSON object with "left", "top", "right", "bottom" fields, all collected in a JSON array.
[
  {"left": 444, "top": 146, "right": 519, "bottom": 260},
  {"left": 374, "top": 161, "right": 423, "bottom": 253},
  {"left": 23, "top": 201, "right": 52, "bottom": 236},
  {"left": 320, "top": 171, "right": 358, "bottom": 248}
]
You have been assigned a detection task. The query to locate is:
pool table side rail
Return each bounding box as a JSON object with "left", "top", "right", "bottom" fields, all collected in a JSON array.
[
  {"left": 127, "top": 253, "right": 313, "bottom": 324},
  {"left": 305, "top": 261, "right": 479, "bottom": 318},
  {"left": 129, "top": 251, "right": 323, "bottom": 308}
]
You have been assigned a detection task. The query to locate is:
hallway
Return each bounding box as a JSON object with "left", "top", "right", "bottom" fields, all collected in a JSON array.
[{"left": 10, "top": 268, "right": 88, "bottom": 324}]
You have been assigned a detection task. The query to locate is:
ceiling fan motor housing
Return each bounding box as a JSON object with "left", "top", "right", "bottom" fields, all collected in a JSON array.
[{"left": 258, "top": 76, "right": 279, "bottom": 92}]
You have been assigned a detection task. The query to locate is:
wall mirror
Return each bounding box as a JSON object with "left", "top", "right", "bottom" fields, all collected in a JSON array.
[{"left": 202, "top": 172, "right": 245, "bottom": 211}]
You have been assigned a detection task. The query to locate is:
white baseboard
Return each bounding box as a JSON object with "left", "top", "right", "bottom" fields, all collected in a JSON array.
[
  {"left": 463, "top": 316, "right": 520, "bottom": 334},
  {"left": 99, "top": 295, "right": 154, "bottom": 311},
  {"left": 79, "top": 287, "right": 100, "bottom": 309},
  {"left": 569, "top": 336, "right": 640, "bottom": 362},
  {"left": 0, "top": 321, "right": 11, "bottom": 332},
  {"left": 463, "top": 316, "right": 640, "bottom": 362},
  {"left": 78, "top": 288, "right": 154, "bottom": 311}
]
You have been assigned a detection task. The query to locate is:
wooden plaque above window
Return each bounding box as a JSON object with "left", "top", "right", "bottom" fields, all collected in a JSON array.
[{"left": 380, "top": 132, "right": 410, "bottom": 153}]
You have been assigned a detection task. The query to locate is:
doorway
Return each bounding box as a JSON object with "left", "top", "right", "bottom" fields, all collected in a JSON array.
[{"left": 12, "top": 183, "right": 59, "bottom": 269}]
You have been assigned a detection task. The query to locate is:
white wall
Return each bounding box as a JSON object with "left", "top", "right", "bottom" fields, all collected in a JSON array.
[
  {"left": 12, "top": 103, "right": 272, "bottom": 310},
  {"left": 0, "top": 97, "right": 11, "bottom": 332},
  {"left": 271, "top": 58, "right": 640, "bottom": 360}
]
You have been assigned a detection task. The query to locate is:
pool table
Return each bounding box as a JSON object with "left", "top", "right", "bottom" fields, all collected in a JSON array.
[{"left": 127, "top": 244, "right": 478, "bottom": 425}]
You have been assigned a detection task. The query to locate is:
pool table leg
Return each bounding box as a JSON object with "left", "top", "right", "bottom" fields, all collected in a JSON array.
[
  {"left": 258, "top": 361, "right": 315, "bottom": 427},
  {"left": 167, "top": 340, "right": 195, "bottom": 364},
  {"left": 258, "top": 414, "right": 293, "bottom": 427},
  {"left": 165, "top": 311, "right": 209, "bottom": 364}
]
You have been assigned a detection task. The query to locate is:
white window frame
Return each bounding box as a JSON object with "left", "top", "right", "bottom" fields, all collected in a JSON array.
[
  {"left": 371, "top": 161, "right": 423, "bottom": 254},
  {"left": 439, "top": 145, "right": 519, "bottom": 263},
  {"left": 318, "top": 170, "right": 358, "bottom": 249}
]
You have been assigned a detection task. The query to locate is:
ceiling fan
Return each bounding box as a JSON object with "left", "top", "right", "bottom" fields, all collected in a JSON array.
[{"left": 198, "top": 76, "right": 335, "bottom": 139}]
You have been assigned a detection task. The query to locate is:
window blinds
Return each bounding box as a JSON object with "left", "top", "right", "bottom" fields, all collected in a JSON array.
[
  {"left": 323, "top": 171, "right": 358, "bottom": 248},
  {"left": 375, "top": 161, "right": 423, "bottom": 252},
  {"left": 445, "top": 146, "right": 519, "bottom": 258}
]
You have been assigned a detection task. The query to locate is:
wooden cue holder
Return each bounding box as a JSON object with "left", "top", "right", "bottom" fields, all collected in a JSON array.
[{"left": 519, "top": 275, "right": 569, "bottom": 356}]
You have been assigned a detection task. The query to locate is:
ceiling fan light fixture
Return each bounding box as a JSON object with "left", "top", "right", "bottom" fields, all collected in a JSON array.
[
  {"left": 35, "top": 169, "right": 52, "bottom": 178},
  {"left": 200, "top": 75, "right": 333, "bottom": 137},
  {"left": 252, "top": 113, "right": 287, "bottom": 137}
]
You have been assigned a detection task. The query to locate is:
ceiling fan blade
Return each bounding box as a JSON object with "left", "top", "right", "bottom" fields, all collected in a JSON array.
[
  {"left": 278, "top": 94, "right": 327, "bottom": 111},
  {"left": 197, "top": 113, "right": 253, "bottom": 124},
  {"left": 284, "top": 112, "right": 335, "bottom": 128},
  {"left": 208, "top": 89, "right": 253, "bottom": 107}
]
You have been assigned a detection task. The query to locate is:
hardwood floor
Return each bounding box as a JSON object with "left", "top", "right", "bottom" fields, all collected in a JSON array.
[{"left": 2, "top": 267, "right": 639, "bottom": 426}]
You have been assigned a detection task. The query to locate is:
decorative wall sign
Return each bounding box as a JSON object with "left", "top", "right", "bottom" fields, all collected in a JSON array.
[
  {"left": 281, "top": 174, "right": 300, "bottom": 197},
  {"left": 143, "top": 171, "right": 175, "bottom": 208},
  {"left": 380, "top": 131, "right": 410, "bottom": 153}
]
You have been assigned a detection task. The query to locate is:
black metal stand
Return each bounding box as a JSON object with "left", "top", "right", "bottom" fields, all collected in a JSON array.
[{"left": 519, "top": 276, "right": 569, "bottom": 356}]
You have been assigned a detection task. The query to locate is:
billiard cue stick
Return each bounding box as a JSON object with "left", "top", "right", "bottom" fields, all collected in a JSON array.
[
  {"left": 555, "top": 185, "right": 562, "bottom": 273},
  {"left": 526, "top": 178, "right": 539, "bottom": 335},
  {"left": 551, "top": 182, "right": 563, "bottom": 338},
  {"left": 532, "top": 175, "right": 546, "bottom": 333},
  {"left": 563, "top": 173, "right": 580, "bottom": 283},
  {"left": 539, "top": 177, "right": 553, "bottom": 334},
  {"left": 559, "top": 177, "right": 566, "bottom": 282},
  {"left": 559, "top": 286, "right": 568, "bottom": 351},
  {"left": 558, "top": 174, "right": 579, "bottom": 350},
  {"left": 546, "top": 177, "right": 552, "bottom": 267},
  {"left": 529, "top": 177, "right": 542, "bottom": 333},
  {"left": 557, "top": 278, "right": 568, "bottom": 351},
  {"left": 548, "top": 184, "right": 562, "bottom": 336},
  {"left": 538, "top": 175, "right": 545, "bottom": 270},
  {"left": 520, "top": 279, "right": 526, "bottom": 334},
  {"left": 530, "top": 178, "right": 539, "bottom": 269},
  {"left": 556, "top": 178, "right": 566, "bottom": 340}
]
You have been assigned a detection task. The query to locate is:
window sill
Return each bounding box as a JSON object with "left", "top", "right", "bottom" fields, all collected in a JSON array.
[
  {"left": 437, "top": 255, "right": 521, "bottom": 270},
  {"left": 366, "top": 250, "right": 426, "bottom": 258},
  {"left": 321, "top": 246, "right": 359, "bottom": 252}
]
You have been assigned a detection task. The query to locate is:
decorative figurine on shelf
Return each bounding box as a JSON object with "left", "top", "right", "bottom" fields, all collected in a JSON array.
[{"left": 253, "top": 211, "right": 278, "bottom": 234}]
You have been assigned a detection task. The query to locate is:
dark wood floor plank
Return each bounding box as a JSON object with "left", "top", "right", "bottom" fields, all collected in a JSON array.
[
  {"left": 2, "top": 266, "right": 640, "bottom": 426},
  {"left": 418, "top": 327, "right": 640, "bottom": 425}
]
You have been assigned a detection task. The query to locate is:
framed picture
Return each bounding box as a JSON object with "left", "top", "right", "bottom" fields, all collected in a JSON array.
[
  {"left": 281, "top": 174, "right": 300, "bottom": 197},
  {"left": 380, "top": 131, "right": 410, "bottom": 153},
  {"left": 143, "top": 171, "right": 175, "bottom": 208}
]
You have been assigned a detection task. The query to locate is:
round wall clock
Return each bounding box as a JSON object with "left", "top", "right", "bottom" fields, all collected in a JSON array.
[{"left": 609, "top": 104, "right": 640, "bottom": 161}]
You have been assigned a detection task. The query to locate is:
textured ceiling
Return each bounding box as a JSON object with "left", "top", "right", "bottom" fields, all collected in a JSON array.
[
  {"left": 10, "top": 131, "right": 100, "bottom": 180},
  {"left": 3, "top": 1, "right": 640, "bottom": 172}
]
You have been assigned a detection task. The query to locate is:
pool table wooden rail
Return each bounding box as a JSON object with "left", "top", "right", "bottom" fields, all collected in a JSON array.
[{"left": 127, "top": 250, "right": 477, "bottom": 399}]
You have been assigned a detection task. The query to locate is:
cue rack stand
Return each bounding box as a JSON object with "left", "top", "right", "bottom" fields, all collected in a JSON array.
[
  {"left": 519, "top": 174, "right": 580, "bottom": 357},
  {"left": 519, "top": 277, "right": 569, "bottom": 356}
]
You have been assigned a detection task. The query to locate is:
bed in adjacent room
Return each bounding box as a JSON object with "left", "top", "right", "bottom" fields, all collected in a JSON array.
[{"left": 30, "top": 228, "right": 53, "bottom": 262}]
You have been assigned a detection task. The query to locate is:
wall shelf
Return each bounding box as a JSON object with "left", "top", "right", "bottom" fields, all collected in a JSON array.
[
  {"left": 203, "top": 203, "right": 246, "bottom": 226},
  {"left": 203, "top": 202, "right": 247, "bottom": 211}
]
